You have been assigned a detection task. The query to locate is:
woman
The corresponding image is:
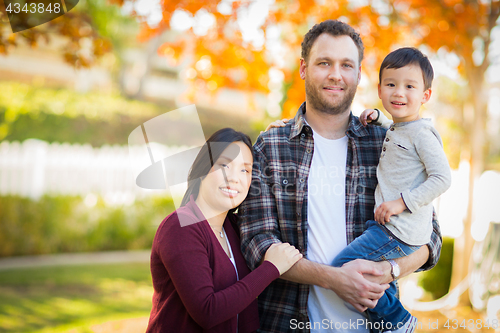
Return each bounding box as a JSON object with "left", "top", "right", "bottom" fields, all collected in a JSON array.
[{"left": 146, "top": 128, "right": 302, "bottom": 333}]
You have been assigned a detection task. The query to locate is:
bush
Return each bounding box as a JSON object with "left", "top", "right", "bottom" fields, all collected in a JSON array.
[
  {"left": 0, "top": 195, "right": 175, "bottom": 257},
  {"left": 419, "top": 236, "right": 454, "bottom": 299}
]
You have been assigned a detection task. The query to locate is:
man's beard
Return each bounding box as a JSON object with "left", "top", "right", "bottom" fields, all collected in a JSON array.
[{"left": 305, "top": 78, "right": 357, "bottom": 116}]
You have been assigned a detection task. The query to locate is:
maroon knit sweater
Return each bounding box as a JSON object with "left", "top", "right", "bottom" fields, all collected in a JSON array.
[{"left": 146, "top": 197, "right": 280, "bottom": 333}]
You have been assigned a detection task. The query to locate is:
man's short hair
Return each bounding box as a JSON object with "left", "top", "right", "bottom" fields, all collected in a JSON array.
[
  {"left": 379, "top": 47, "right": 434, "bottom": 90},
  {"left": 301, "top": 20, "right": 364, "bottom": 65}
]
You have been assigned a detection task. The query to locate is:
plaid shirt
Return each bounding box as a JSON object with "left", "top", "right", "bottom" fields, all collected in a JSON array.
[{"left": 239, "top": 103, "right": 442, "bottom": 333}]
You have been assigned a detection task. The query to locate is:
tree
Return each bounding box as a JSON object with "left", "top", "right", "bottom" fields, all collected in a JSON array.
[
  {"left": 0, "top": 0, "right": 141, "bottom": 140},
  {"left": 115, "top": 0, "right": 412, "bottom": 115},
  {"left": 0, "top": 0, "right": 135, "bottom": 68}
]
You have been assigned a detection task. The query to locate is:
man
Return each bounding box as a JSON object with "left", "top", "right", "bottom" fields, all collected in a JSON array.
[{"left": 239, "top": 20, "right": 442, "bottom": 332}]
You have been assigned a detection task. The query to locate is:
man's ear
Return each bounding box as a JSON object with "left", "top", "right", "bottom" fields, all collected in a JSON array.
[
  {"left": 357, "top": 65, "right": 362, "bottom": 85},
  {"left": 299, "top": 58, "right": 306, "bottom": 80},
  {"left": 421, "top": 88, "right": 432, "bottom": 104}
]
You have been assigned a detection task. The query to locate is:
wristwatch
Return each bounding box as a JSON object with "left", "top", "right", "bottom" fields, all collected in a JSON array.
[{"left": 388, "top": 259, "right": 400, "bottom": 281}]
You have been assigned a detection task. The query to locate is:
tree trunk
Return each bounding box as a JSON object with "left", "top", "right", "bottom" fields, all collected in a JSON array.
[{"left": 449, "top": 64, "right": 487, "bottom": 305}]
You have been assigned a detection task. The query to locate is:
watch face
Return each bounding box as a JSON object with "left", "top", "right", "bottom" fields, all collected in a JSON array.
[
  {"left": 393, "top": 265, "right": 400, "bottom": 277},
  {"left": 389, "top": 260, "right": 400, "bottom": 278}
]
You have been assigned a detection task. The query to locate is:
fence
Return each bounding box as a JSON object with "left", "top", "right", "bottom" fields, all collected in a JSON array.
[{"left": 0, "top": 139, "right": 185, "bottom": 203}]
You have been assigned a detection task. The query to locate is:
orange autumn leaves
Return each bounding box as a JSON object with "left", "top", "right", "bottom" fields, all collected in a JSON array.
[{"left": 129, "top": 0, "right": 497, "bottom": 117}]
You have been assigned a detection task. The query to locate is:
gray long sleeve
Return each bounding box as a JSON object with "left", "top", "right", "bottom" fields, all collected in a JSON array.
[{"left": 375, "top": 118, "right": 451, "bottom": 245}]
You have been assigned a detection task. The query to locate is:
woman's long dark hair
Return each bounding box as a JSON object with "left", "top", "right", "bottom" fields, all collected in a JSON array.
[{"left": 180, "top": 128, "right": 253, "bottom": 207}]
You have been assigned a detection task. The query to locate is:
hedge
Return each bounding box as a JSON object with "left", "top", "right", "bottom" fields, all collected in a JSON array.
[
  {"left": 419, "top": 236, "right": 454, "bottom": 299},
  {"left": 0, "top": 195, "right": 175, "bottom": 257}
]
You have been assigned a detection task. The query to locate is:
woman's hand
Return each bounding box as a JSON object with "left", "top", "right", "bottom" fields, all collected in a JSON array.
[
  {"left": 359, "top": 109, "right": 379, "bottom": 126},
  {"left": 261, "top": 118, "right": 290, "bottom": 133},
  {"left": 264, "top": 243, "right": 302, "bottom": 275}
]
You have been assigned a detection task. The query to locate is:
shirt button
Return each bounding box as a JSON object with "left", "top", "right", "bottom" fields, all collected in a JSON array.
[
  {"left": 390, "top": 127, "right": 395, "bottom": 131},
  {"left": 301, "top": 133, "right": 305, "bottom": 138},
  {"left": 383, "top": 147, "right": 386, "bottom": 151},
  {"left": 282, "top": 179, "right": 288, "bottom": 185},
  {"left": 306, "top": 149, "right": 312, "bottom": 154},
  {"left": 299, "top": 178, "right": 305, "bottom": 183},
  {"left": 305, "top": 127, "right": 310, "bottom": 132},
  {"left": 296, "top": 212, "right": 301, "bottom": 217},
  {"left": 385, "top": 138, "right": 390, "bottom": 142}
]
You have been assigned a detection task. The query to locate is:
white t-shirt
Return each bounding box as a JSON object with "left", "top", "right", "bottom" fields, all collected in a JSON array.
[{"left": 307, "top": 131, "right": 369, "bottom": 332}]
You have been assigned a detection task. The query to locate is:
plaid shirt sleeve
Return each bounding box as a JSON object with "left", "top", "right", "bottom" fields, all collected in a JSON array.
[
  {"left": 239, "top": 121, "right": 311, "bottom": 332},
  {"left": 239, "top": 133, "right": 283, "bottom": 271},
  {"left": 418, "top": 209, "right": 442, "bottom": 271}
]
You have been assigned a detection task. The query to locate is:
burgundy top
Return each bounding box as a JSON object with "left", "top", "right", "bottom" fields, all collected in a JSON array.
[{"left": 146, "top": 197, "right": 280, "bottom": 333}]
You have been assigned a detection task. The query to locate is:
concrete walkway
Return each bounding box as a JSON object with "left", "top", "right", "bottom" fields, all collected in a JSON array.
[{"left": 0, "top": 250, "right": 151, "bottom": 270}]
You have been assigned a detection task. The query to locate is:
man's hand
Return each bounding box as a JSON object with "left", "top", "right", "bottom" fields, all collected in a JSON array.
[
  {"left": 359, "top": 109, "right": 379, "bottom": 126},
  {"left": 330, "top": 259, "right": 390, "bottom": 312},
  {"left": 343, "top": 259, "right": 393, "bottom": 285},
  {"left": 375, "top": 197, "right": 407, "bottom": 224},
  {"left": 281, "top": 258, "right": 390, "bottom": 312}
]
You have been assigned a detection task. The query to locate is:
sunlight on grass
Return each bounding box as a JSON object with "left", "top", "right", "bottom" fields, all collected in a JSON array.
[{"left": 0, "top": 263, "right": 153, "bottom": 333}]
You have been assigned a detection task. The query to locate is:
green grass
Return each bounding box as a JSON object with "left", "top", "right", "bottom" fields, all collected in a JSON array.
[{"left": 0, "top": 263, "right": 153, "bottom": 333}]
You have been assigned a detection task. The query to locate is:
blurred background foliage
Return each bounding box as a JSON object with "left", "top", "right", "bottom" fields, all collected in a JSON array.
[{"left": 0, "top": 195, "right": 175, "bottom": 257}]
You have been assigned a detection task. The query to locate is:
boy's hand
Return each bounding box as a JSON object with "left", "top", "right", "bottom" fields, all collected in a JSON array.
[
  {"left": 261, "top": 118, "right": 290, "bottom": 134},
  {"left": 360, "top": 109, "right": 379, "bottom": 126},
  {"left": 375, "top": 198, "right": 407, "bottom": 224}
]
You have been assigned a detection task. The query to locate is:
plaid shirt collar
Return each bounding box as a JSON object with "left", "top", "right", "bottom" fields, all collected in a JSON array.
[{"left": 290, "top": 102, "right": 371, "bottom": 140}]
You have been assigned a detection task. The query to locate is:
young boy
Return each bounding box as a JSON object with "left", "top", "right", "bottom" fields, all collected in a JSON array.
[{"left": 330, "top": 47, "right": 452, "bottom": 333}]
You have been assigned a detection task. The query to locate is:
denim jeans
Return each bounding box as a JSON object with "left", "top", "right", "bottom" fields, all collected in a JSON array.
[{"left": 331, "top": 220, "right": 420, "bottom": 331}]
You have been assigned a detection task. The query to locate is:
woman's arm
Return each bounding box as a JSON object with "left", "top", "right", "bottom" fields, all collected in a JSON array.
[{"left": 158, "top": 217, "right": 279, "bottom": 329}]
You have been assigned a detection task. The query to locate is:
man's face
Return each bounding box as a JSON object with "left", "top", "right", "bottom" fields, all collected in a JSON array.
[{"left": 300, "top": 34, "right": 361, "bottom": 115}]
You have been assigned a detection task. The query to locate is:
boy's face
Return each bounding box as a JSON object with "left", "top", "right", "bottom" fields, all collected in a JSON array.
[{"left": 378, "top": 65, "right": 431, "bottom": 123}]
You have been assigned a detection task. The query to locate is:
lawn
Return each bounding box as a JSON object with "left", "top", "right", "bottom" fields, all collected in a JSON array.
[{"left": 0, "top": 263, "right": 153, "bottom": 333}]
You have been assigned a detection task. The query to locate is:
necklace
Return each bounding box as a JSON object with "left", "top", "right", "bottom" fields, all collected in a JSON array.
[{"left": 209, "top": 225, "right": 224, "bottom": 238}]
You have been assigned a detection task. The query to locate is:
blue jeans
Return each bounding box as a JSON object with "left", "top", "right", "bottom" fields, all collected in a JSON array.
[{"left": 331, "top": 220, "right": 420, "bottom": 331}]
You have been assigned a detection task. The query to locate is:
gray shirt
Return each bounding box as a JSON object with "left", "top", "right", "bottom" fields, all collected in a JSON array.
[{"left": 375, "top": 118, "right": 451, "bottom": 245}]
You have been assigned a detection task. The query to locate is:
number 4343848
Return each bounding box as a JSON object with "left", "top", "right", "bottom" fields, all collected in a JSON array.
[
  {"left": 444, "top": 319, "right": 499, "bottom": 330},
  {"left": 5, "top": 2, "right": 61, "bottom": 14}
]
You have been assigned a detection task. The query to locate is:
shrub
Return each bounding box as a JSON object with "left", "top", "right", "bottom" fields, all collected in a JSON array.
[
  {"left": 419, "top": 236, "right": 454, "bottom": 299},
  {"left": 0, "top": 194, "right": 175, "bottom": 257}
]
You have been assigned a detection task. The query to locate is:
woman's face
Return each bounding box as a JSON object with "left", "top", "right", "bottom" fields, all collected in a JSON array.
[{"left": 197, "top": 141, "right": 253, "bottom": 215}]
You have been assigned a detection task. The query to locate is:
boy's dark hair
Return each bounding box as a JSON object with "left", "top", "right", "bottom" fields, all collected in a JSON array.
[
  {"left": 379, "top": 47, "right": 434, "bottom": 90},
  {"left": 301, "top": 20, "right": 364, "bottom": 65}
]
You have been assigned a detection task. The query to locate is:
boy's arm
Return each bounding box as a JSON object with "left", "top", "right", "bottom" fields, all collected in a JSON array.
[
  {"left": 399, "top": 127, "right": 447, "bottom": 272},
  {"left": 369, "top": 109, "right": 393, "bottom": 128},
  {"left": 401, "top": 127, "right": 452, "bottom": 213}
]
